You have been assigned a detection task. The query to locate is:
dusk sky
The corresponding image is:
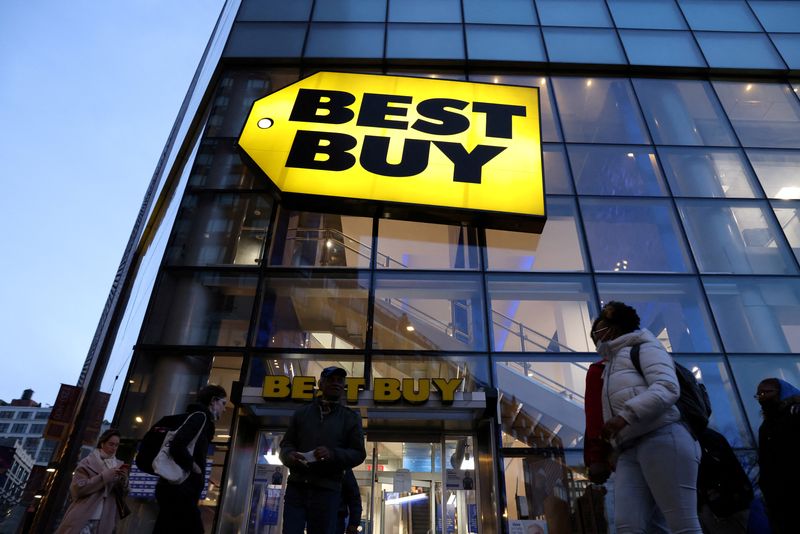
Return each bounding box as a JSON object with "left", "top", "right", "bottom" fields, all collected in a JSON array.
[{"left": 0, "top": 0, "right": 225, "bottom": 405}]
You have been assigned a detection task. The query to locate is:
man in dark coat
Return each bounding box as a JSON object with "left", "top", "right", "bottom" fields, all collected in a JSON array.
[
  {"left": 336, "top": 469, "right": 362, "bottom": 534},
  {"left": 154, "top": 384, "right": 228, "bottom": 534},
  {"left": 280, "top": 367, "right": 366, "bottom": 534}
]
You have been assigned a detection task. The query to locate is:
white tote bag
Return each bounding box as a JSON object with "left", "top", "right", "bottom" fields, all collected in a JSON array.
[{"left": 152, "top": 412, "right": 207, "bottom": 484}]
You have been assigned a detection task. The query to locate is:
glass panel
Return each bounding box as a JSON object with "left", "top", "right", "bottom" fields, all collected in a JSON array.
[
  {"left": 373, "top": 273, "right": 487, "bottom": 351},
  {"left": 141, "top": 272, "right": 257, "bottom": 346},
  {"left": 728, "top": 355, "right": 800, "bottom": 436},
  {"left": 677, "top": 199, "right": 799, "bottom": 274},
  {"left": 580, "top": 198, "right": 693, "bottom": 273},
  {"left": 552, "top": 77, "right": 650, "bottom": 144},
  {"left": 609, "top": 0, "right": 686, "bottom": 29},
  {"left": 245, "top": 432, "right": 289, "bottom": 532},
  {"left": 771, "top": 34, "right": 800, "bottom": 70},
  {"left": 388, "top": 0, "right": 462, "bottom": 22},
  {"left": 543, "top": 28, "right": 627, "bottom": 64},
  {"left": 658, "top": 147, "right": 761, "bottom": 198},
  {"left": 542, "top": 144, "right": 573, "bottom": 193},
  {"left": 749, "top": 0, "right": 800, "bottom": 32},
  {"left": 268, "top": 209, "right": 373, "bottom": 268},
  {"left": 595, "top": 275, "right": 721, "bottom": 352},
  {"left": 386, "top": 23, "right": 465, "bottom": 59},
  {"left": 312, "top": 0, "right": 387, "bottom": 22},
  {"left": 678, "top": 0, "right": 761, "bottom": 31},
  {"left": 256, "top": 272, "right": 370, "bottom": 348},
  {"left": 696, "top": 32, "right": 785, "bottom": 69},
  {"left": 246, "top": 354, "right": 366, "bottom": 387},
  {"left": 377, "top": 220, "right": 480, "bottom": 270},
  {"left": 188, "top": 139, "right": 261, "bottom": 189},
  {"left": 224, "top": 22, "right": 307, "bottom": 58},
  {"left": 237, "top": 0, "right": 313, "bottom": 21},
  {"left": 165, "top": 193, "right": 272, "bottom": 266},
  {"left": 469, "top": 74, "right": 562, "bottom": 142},
  {"left": 703, "top": 276, "right": 800, "bottom": 353},
  {"left": 715, "top": 82, "right": 800, "bottom": 148},
  {"left": 537, "top": 0, "right": 613, "bottom": 27},
  {"left": 487, "top": 274, "right": 597, "bottom": 352},
  {"left": 485, "top": 197, "right": 587, "bottom": 272},
  {"left": 771, "top": 200, "right": 800, "bottom": 264},
  {"left": 620, "top": 30, "right": 705, "bottom": 67},
  {"left": 305, "top": 23, "right": 384, "bottom": 58},
  {"left": 372, "top": 355, "right": 490, "bottom": 392},
  {"left": 495, "top": 358, "right": 595, "bottom": 447},
  {"left": 567, "top": 144, "right": 668, "bottom": 196},
  {"left": 747, "top": 149, "right": 800, "bottom": 198},
  {"left": 463, "top": 0, "right": 538, "bottom": 25},
  {"left": 633, "top": 79, "right": 737, "bottom": 146},
  {"left": 466, "top": 25, "right": 546, "bottom": 62}
]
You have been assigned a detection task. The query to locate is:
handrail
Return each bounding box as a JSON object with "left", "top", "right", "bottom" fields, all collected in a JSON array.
[
  {"left": 291, "top": 226, "right": 408, "bottom": 268},
  {"left": 503, "top": 361, "right": 585, "bottom": 403},
  {"left": 492, "top": 309, "right": 578, "bottom": 353}
]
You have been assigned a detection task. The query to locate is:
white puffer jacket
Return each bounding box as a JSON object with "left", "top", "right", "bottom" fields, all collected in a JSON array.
[{"left": 599, "top": 328, "right": 681, "bottom": 448}]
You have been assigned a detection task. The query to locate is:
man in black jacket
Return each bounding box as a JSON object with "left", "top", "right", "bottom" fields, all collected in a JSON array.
[
  {"left": 154, "top": 384, "right": 227, "bottom": 534},
  {"left": 280, "top": 367, "right": 366, "bottom": 534}
]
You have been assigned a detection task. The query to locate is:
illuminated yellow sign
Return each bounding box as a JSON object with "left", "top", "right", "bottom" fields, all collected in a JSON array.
[
  {"left": 262, "top": 376, "right": 464, "bottom": 405},
  {"left": 238, "top": 72, "right": 544, "bottom": 231}
]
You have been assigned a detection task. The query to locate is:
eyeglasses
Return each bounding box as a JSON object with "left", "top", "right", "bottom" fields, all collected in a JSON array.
[
  {"left": 591, "top": 326, "right": 610, "bottom": 338},
  {"left": 754, "top": 390, "right": 778, "bottom": 399}
]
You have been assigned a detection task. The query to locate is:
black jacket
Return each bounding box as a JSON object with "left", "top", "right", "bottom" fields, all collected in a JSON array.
[
  {"left": 758, "top": 400, "right": 800, "bottom": 533},
  {"left": 280, "top": 399, "right": 366, "bottom": 490},
  {"left": 164, "top": 404, "right": 215, "bottom": 496}
]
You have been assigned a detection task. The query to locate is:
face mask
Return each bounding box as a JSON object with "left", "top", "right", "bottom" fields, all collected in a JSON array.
[{"left": 595, "top": 340, "right": 614, "bottom": 360}]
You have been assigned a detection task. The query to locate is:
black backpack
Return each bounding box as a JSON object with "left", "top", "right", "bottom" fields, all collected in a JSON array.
[
  {"left": 134, "top": 413, "right": 190, "bottom": 475},
  {"left": 630, "top": 344, "right": 711, "bottom": 438},
  {"left": 696, "top": 427, "right": 754, "bottom": 517}
]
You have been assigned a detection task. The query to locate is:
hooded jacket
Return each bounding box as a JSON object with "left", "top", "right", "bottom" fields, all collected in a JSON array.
[{"left": 600, "top": 328, "right": 681, "bottom": 448}]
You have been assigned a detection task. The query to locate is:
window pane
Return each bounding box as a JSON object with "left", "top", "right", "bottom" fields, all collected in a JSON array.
[
  {"left": 771, "top": 34, "right": 800, "bottom": 70},
  {"left": 466, "top": 25, "right": 546, "bottom": 62},
  {"left": 542, "top": 144, "right": 573, "bottom": 193},
  {"left": 188, "top": 139, "right": 260, "bottom": 189},
  {"left": 749, "top": 1, "right": 800, "bottom": 32},
  {"left": 567, "top": 145, "right": 668, "bottom": 196},
  {"left": 596, "top": 275, "right": 720, "bottom": 352},
  {"left": 389, "top": 0, "right": 462, "bottom": 22},
  {"left": 678, "top": 0, "right": 760, "bottom": 31},
  {"left": 580, "top": 198, "right": 693, "bottom": 273},
  {"left": 543, "top": 28, "right": 626, "bottom": 64},
  {"left": 728, "top": 355, "right": 800, "bottom": 436},
  {"left": 142, "top": 272, "right": 257, "bottom": 346},
  {"left": 256, "top": 272, "right": 370, "bottom": 349},
  {"left": 377, "top": 220, "right": 480, "bottom": 270},
  {"left": 677, "top": 199, "right": 798, "bottom": 274},
  {"left": 696, "top": 32, "right": 786, "bottom": 69},
  {"left": 658, "top": 147, "right": 761, "bottom": 198},
  {"left": 485, "top": 197, "right": 587, "bottom": 271},
  {"left": 223, "top": 23, "right": 307, "bottom": 58},
  {"left": 373, "top": 273, "right": 487, "bottom": 351},
  {"left": 246, "top": 354, "right": 366, "bottom": 387},
  {"left": 609, "top": 0, "right": 686, "bottom": 29},
  {"left": 463, "top": 0, "right": 538, "bottom": 25},
  {"left": 268, "top": 209, "right": 373, "bottom": 268},
  {"left": 166, "top": 193, "right": 272, "bottom": 266},
  {"left": 715, "top": 82, "right": 800, "bottom": 149},
  {"left": 373, "top": 355, "right": 490, "bottom": 392},
  {"left": 237, "top": 0, "right": 312, "bottom": 21},
  {"left": 552, "top": 77, "right": 650, "bottom": 144},
  {"left": 620, "top": 30, "right": 705, "bottom": 67},
  {"left": 747, "top": 149, "right": 800, "bottom": 198},
  {"left": 387, "top": 24, "right": 464, "bottom": 59},
  {"left": 312, "top": 0, "right": 387, "bottom": 22},
  {"left": 305, "top": 23, "right": 384, "bottom": 58},
  {"left": 537, "top": 0, "right": 613, "bottom": 27},
  {"left": 772, "top": 201, "right": 800, "bottom": 264},
  {"left": 703, "top": 276, "right": 800, "bottom": 353},
  {"left": 633, "top": 79, "right": 737, "bottom": 146},
  {"left": 487, "top": 274, "right": 597, "bottom": 352}
]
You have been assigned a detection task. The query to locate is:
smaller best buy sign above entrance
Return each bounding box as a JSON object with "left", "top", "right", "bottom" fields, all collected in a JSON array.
[{"left": 238, "top": 72, "right": 545, "bottom": 231}]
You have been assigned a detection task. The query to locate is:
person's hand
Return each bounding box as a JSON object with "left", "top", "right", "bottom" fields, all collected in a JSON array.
[
  {"left": 345, "top": 525, "right": 359, "bottom": 534},
  {"left": 287, "top": 451, "right": 308, "bottom": 467},
  {"left": 113, "top": 467, "right": 128, "bottom": 483},
  {"left": 313, "top": 446, "right": 332, "bottom": 462},
  {"left": 587, "top": 462, "right": 611, "bottom": 484},
  {"left": 600, "top": 416, "right": 628, "bottom": 442}
]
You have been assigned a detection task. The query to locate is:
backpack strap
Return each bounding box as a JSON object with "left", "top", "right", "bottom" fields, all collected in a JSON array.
[{"left": 630, "top": 344, "right": 643, "bottom": 376}]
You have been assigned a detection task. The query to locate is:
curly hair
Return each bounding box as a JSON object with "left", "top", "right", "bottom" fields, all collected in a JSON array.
[{"left": 600, "top": 301, "right": 641, "bottom": 334}]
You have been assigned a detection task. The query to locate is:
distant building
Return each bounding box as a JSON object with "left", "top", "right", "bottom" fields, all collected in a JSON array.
[
  {"left": 0, "top": 391, "right": 56, "bottom": 466},
  {"left": 0, "top": 438, "right": 34, "bottom": 527}
]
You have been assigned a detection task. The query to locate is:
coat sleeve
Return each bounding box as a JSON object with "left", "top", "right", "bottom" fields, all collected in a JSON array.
[
  {"left": 279, "top": 411, "right": 300, "bottom": 466},
  {"left": 617, "top": 342, "right": 679, "bottom": 424},
  {"left": 332, "top": 412, "right": 366, "bottom": 469},
  {"left": 70, "top": 460, "right": 115, "bottom": 500},
  {"left": 169, "top": 412, "right": 207, "bottom": 472}
]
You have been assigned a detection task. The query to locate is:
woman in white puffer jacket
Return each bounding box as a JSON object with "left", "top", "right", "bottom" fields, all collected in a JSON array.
[{"left": 593, "top": 301, "right": 702, "bottom": 534}]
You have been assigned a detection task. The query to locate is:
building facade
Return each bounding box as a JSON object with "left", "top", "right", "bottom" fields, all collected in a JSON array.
[
  {"left": 89, "top": 1, "right": 800, "bottom": 533},
  {"left": 0, "top": 391, "right": 55, "bottom": 467}
]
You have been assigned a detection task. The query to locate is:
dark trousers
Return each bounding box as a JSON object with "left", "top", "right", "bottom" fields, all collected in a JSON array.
[
  {"left": 282, "top": 482, "right": 341, "bottom": 534},
  {"left": 154, "top": 474, "right": 204, "bottom": 534}
]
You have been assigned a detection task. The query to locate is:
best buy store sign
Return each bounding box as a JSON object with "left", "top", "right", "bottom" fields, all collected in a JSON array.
[{"left": 238, "top": 72, "right": 544, "bottom": 231}]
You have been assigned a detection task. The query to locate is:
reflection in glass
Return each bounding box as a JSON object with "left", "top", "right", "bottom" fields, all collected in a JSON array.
[
  {"left": 465, "top": 25, "right": 546, "bottom": 62},
  {"left": 246, "top": 354, "right": 365, "bottom": 387},
  {"left": 677, "top": 200, "right": 798, "bottom": 274},
  {"left": 568, "top": 144, "right": 667, "bottom": 196},
  {"left": 608, "top": 0, "right": 686, "bottom": 29},
  {"left": 373, "top": 273, "right": 487, "bottom": 351},
  {"left": 388, "top": 0, "right": 462, "bottom": 22},
  {"left": 596, "top": 275, "right": 720, "bottom": 352},
  {"left": 746, "top": 149, "right": 800, "bottom": 199},
  {"left": 620, "top": 30, "right": 705, "bottom": 67},
  {"left": 679, "top": 0, "right": 761, "bottom": 31},
  {"left": 377, "top": 220, "right": 479, "bottom": 270},
  {"left": 188, "top": 139, "right": 260, "bottom": 189},
  {"left": 580, "top": 198, "right": 693, "bottom": 273},
  {"left": 771, "top": 34, "right": 800, "bottom": 70},
  {"left": 312, "top": 0, "right": 387, "bottom": 22},
  {"left": 543, "top": 144, "right": 573, "bottom": 193},
  {"left": 488, "top": 275, "right": 597, "bottom": 352},
  {"left": 749, "top": 0, "right": 800, "bottom": 32},
  {"left": 714, "top": 82, "right": 800, "bottom": 148},
  {"left": 771, "top": 201, "right": 800, "bottom": 264},
  {"left": 703, "top": 276, "right": 800, "bottom": 352},
  {"left": 728, "top": 355, "right": 800, "bottom": 436},
  {"left": 463, "top": 0, "right": 538, "bottom": 24},
  {"left": 543, "top": 28, "right": 626, "bottom": 65},
  {"left": 634, "top": 79, "right": 736, "bottom": 146},
  {"left": 237, "top": 0, "right": 312, "bottom": 21},
  {"left": 696, "top": 32, "right": 785, "bottom": 69},
  {"left": 224, "top": 22, "right": 308, "bottom": 59},
  {"left": 658, "top": 147, "right": 760, "bottom": 198},
  {"left": 256, "top": 273, "right": 370, "bottom": 349},
  {"left": 386, "top": 23, "right": 464, "bottom": 59},
  {"left": 537, "top": 0, "right": 613, "bottom": 27},
  {"left": 485, "top": 197, "right": 586, "bottom": 272},
  {"left": 552, "top": 77, "right": 650, "bottom": 144},
  {"left": 305, "top": 23, "right": 384, "bottom": 58},
  {"left": 372, "top": 355, "right": 490, "bottom": 393}
]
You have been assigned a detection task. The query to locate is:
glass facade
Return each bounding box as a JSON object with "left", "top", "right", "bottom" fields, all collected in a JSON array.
[{"left": 100, "top": 0, "right": 800, "bottom": 532}]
